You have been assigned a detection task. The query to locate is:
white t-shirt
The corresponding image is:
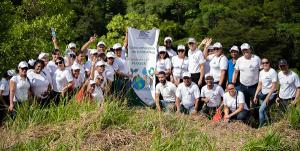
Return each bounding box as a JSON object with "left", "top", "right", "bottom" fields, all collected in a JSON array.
[
  {"left": 27, "top": 71, "right": 50, "bottom": 99},
  {"left": 200, "top": 84, "right": 224, "bottom": 107},
  {"left": 84, "top": 60, "right": 92, "bottom": 72},
  {"left": 0, "top": 78, "right": 9, "bottom": 96},
  {"left": 204, "top": 54, "right": 214, "bottom": 75},
  {"left": 171, "top": 56, "right": 189, "bottom": 79},
  {"left": 42, "top": 68, "right": 53, "bottom": 87},
  {"left": 278, "top": 71, "right": 300, "bottom": 99},
  {"left": 235, "top": 55, "right": 261, "bottom": 86},
  {"left": 92, "top": 85, "right": 104, "bottom": 103},
  {"left": 155, "top": 81, "right": 177, "bottom": 102},
  {"left": 188, "top": 48, "right": 205, "bottom": 74},
  {"left": 223, "top": 91, "right": 248, "bottom": 112},
  {"left": 10, "top": 75, "right": 30, "bottom": 102},
  {"left": 166, "top": 48, "right": 177, "bottom": 58},
  {"left": 176, "top": 82, "right": 200, "bottom": 108},
  {"left": 105, "top": 62, "right": 119, "bottom": 81},
  {"left": 156, "top": 58, "right": 172, "bottom": 73},
  {"left": 52, "top": 69, "right": 73, "bottom": 92},
  {"left": 46, "top": 60, "right": 57, "bottom": 77},
  {"left": 114, "top": 57, "right": 129, "bottom": 75},
  {"left": 259, "top": 68, "right": 277, "bottom": 94},
  {"left": 209, "top": 55, "right": 228, "bottom": 82},
  {"left": 73, "top": 61, "right": 86, "bottom": 81}
]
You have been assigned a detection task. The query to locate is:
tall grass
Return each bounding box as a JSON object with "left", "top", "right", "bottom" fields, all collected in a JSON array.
[{"left": 286, "top": 104, "right": 300, "bottom": 129}]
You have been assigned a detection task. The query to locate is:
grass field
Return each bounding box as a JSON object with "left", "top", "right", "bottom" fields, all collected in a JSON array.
[{"left": 0, "top": 98, "right": 299, "bottom": 150}]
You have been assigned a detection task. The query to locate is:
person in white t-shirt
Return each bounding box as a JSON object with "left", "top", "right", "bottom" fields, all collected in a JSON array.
[
  {"left": 187, "top": 37, "right": 205, "bottom": 87},
  {"left": 70, "top": 63, "right": 84, "bottom": 91},
  {"left": 155, "top": 46, "right": 172, "bottom": 79},
  {"left": 0, "top": 69, "right": 15, "bottom": 122},
  {"left": 51, "top": 57, "right": 73, "bottom": 105},
  {"left": 171, "top": 45, "right": 189, "bottom": 86},
  {"left": 90, "top": 60, "right": 108, "bottom": 92},
  {"left": 81, "top": 35, "right": 107, "bottom": 61},
  {"left": 155, "top": 71, "right": 177, "bottom": 112},
  {"left": 201, "top": 74, "right": 224, "bottom": 117},
  {"left": 27, "top": 60, "right": 52, "bottom": 107},
  {"left": 232, "top": 43, "right": 261, "bottom": 109},
  {"left": 47, "top": 49, "right": 60, "bottom": 77},
  {"left": 176, "top": 72, "right": 200, "bottom": 114},
  {"left": 277, "top": 59, "right": 300, "bottom": 112},
  {"left": 253, "top": 58, "right": 277, "bottom": 127},
  {"left": 164, "top": 37, "right": 177, "bottom": 58},
  {"left": 38, "top": 52, "right": 53, "bottom": 88},
  {"left": 209, "top": 42, "right": 228, "bottom": 88},
  {"left": 76, "top": 80, "right": 104, "bottom": 105},
  {"left": 9, "top": 61, "right": 31, "bottom": 114},
  {"left": 223, "top": 84, "right": 249, "bottom": 122},
  {"left": 204, "top": 45, "right": 214, "bottom": 75}
]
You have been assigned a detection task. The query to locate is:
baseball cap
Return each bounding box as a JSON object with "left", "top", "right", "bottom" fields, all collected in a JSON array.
[
  {"left": 187, "top": 37, "right": 196, "bottom": 43},
  {"left": 164, "top": 37, "right": 172, "bottom": 42},
  {"left": 68, "top": 43, "right": 76, "bottom": 49},
  {"left": 182, "top": 72, "right": 191, "bottom": 78},
  {"left": 106, "top": 52, "right": 116, "bottom": 58},
  {"left": 208, "top": 45, "right": 214, "bottom": 50},
  {"left": 7, "top": 69, "right": 16, "bottom": 76},
  {"left": 38, "top": 52, "right": 49, "bottom": 59},
  {"left": 278, "top": 59, "right": 288, "bottom": 66},
  {"left": 213, "top": 42, "right": 222, "bottom": 49},
  {"left": 229, "top": 45, "right": 239, "bottom": 52},
  {"left": 71, "top": 63, "right": 81, "bottom": 70},
  {"left": 28, "top": 59, "right": 36, "bottom": 66},
  {"left": 96, "top": 61, "right": 106, "bottom": 66},
  {"left": 18, "top": 61, "right": 28, "bottom": 68},
  {"left": 113, "top": 43, "right": 122, "bottom": 50},
  {"left": 158, "top": 46, "right": 166, "bottom": 52},
  {"left": 89, "top": 80, "right": 96, "bottom": 85},
  {"left": 90, "top": 49, "right": 98, "bottom": 55},
  {"left": 177, "top": 45, "right": 185, "bottom": 50},
  {"left": 97, "top": 41, "right": 106, "bottom": 47},
  {"left": 205, "top": 73, "right": 214, "bottom": 80},
  {"left": 241, "top": 43, "right": 250, "bottom": 50}
]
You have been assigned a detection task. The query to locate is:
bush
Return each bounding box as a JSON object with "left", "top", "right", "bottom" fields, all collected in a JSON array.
[{"left": 287, "top": 105, "right": 300, "bottom": 129}]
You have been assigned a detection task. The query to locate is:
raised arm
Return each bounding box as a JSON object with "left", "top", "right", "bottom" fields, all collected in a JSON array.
[
  {"left": 81, "top": 35, "right": 96, "bottom": 54},
  {"left": 52, "top": 37, "right": 59, "bottom": 49}
]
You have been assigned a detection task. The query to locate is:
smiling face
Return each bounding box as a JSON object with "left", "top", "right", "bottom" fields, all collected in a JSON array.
[
  {"left": 261, "top": 58, "right": 270, "bottom": 70},
  {"left": 178, "top": 49, "right": 185, "bottom": 58},
  {"left": 165, "top": 40, "right": 172, "bottom": 49},
  {"left": 188, "top": 42, "right": 196, "bottom": 51},
  {"left": 34, "top": 62, "right": 44, "bottom": 74},
  {"left": 242, "top": 49, "right": 252, "bottom": 59},
  {"left": 227, "top": 84, "right": 236, "bottom": 97},
  {"left": 55, "top": 59, "right": 65, "bottom": 70},
  {"left": 19, "top": 67, "right": 28, "bottom": 77},
  {"left": 214, "top": 47, "right": 222, "bottom": 56}
]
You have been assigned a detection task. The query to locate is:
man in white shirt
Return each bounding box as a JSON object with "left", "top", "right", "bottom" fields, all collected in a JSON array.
[
  {"left": 176, "top": 72, "right": 200, "bottom": 114},
  {"left": 81, "top": 35, "right": 107, "bottom": 61},
  {"left": 223, "top": 84, "right": 249, "bottom": 123},
  {"left": 232, "top": 43, "right": 261, "bottom": 109},
  {"left": 201, "top": 74, "right": 224, "bottom": 117},
  {"left": 155, "top": 71, "right": 177, "bottom": 112},
  {"left": 277, "top": 59, "right": 300, "bottom": 112},
  {"left": 164, "top": 36, "right": 177, "bottom": 58},
  {"left": 187, "top": 38, "right": 205, "bottom": 88}
]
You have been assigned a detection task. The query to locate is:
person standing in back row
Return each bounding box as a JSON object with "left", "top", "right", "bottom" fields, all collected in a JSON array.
[
  {"left": 227, "top": 46, "right": 240, "bottom": 88},
  {"left": 232, "top": 43, "right": 261, "bottom": 109}
]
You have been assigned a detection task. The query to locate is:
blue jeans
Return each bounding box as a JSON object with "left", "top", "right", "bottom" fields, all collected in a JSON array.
[
  {"left": 231, "top": 109, "right": 249, "bottom": 123},
  {"left": 180, "top": 105, "right": 195, "bottom": 114},
  {"left": 258, "top": 92, "right": 277, "bottom": 127},
  {"left": 160, "top": 100, "right": 175, "bottom": 112}
]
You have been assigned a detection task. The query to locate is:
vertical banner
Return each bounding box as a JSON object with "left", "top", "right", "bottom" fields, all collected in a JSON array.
[{"left": 128, "top": 27, "right": 159, "bottom": 106}]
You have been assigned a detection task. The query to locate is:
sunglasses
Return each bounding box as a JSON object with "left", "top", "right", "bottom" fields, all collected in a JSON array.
[
  {"left": 262, "top": 62, "right": 269, "bottom": 64},
  {"left": 165, "top": 41, "right": 172, "bottom": 44},
  {"left": 183, "top": 77, "right": 190, "bottom": 80},
  {"left": 100, "top": 65, "right": 105, "bottom": 67},
  {"left": 115, "top": 48, "right": 122, "bottom": 51},
  {"left": 69, "top": 54, "right": 76, "bottom": 58},
  {"left": 70, "top": 47, "right": 76, "bottom": 50},
  {"left": 159, "top": 51, "right": 166, "bottom": 54},
  {"left": 55, "top": 61, "right": 63, "bottom": 65},
  {"left": 228, "top": 87, "right": 235, "bottom": 90},
  {"left": 108, "top": 57, "right": 114, "bottom": 60},
  {"left": 188, "top": 42, "right": 195, "bottom": 45},
  {"left": 20, "top": 67, "right": 28, "bottom": 71}
]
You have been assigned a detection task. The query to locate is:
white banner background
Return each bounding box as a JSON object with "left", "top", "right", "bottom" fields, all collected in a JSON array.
[{"left": 128, "top": 27, "right": 159, "bottom": 106}]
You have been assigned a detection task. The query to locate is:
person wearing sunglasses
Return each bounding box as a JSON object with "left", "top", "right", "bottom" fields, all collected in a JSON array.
[
  {"left": 155, "top": 46, "right": 172, "bottom": 81},
  {"left": 164, "top": 36, "right": 177, "bottom": 59},
  {"left": 51, "top": 57, "right": 73, "bottom": 105},
  {"left": 175, "top": 72, "right": 200, "bottom": 115},
  {"left": 232, "top": 43, "right": 261, "bottom": 110},
  {"left": 253, "top": 58, "right": 278, "bottom": 127},
  {"left": 9, "top": 61, "right": 31, "bottom": 115},
  {"left": 90, "top": 60, "right": 108, "bottom": 93},
  {"left": 27, "top": 60, "right": 52, "bottom": 107},
  {"left": 223, "top": 84, "right": 249, "bottom": 123},
  {"left": 200, "top": 74, "right": 225, "bottom": 118},
  {"left": 277, "top": 59, "right": 300, "bottom": 112},
  {"left": 171, "top": 45, "right": 189, "bottom": 86}
]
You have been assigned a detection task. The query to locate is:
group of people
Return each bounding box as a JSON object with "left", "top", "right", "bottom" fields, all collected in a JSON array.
[{"left": 0, "top": 34, "right": 299, "bottom": 127}]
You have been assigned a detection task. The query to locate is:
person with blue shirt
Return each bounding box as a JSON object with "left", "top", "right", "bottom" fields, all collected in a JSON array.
[{"left": 227, "top": 45, "right": 240, "bottom": 88}]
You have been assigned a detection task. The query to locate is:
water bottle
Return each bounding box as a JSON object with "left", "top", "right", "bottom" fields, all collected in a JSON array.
[{"left": 51, "top": 27, "right": 56, "bottom": 37}]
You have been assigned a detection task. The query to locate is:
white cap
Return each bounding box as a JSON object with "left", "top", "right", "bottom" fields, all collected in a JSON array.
[
  {"left": 229, "top": 45, "right": 239, "bottom": 52},
  {"left": 164, "top": 37, "right": 172, "bottom": 42},
  {"left": 90, "top": 49, "right": 98, "bottom": 55},
  {"left": 177, "top": 45, "right": 185, "bottom": 50},
  {"left": 28, "top": 59, "right": 36, "bottom": 66},
  {"left": 182, "top": 72, "right": 191, "bottom": 78},
  {"left": 89, "top": 80, "right": 96, "bottom": 85},
  {"left": 7, "top": 69, "right": 16, "bottom": 76},
  {"left": 208, "top": 45, "right": 214, "bottom": 50},
  {"left": 213, "top": 42, "right": 222, "bottom": 49},
  {"left": 158, "top": 46, "right": 166, "bottom": 52},
  {"left": 71, "top": 63, "right": 81, "bottom": 70},
  {"left": 38, "top": 52, "right": 49, "bottom": 59},
  {"left": 97, "top": 41, "right": 106, "bottom": 47},
  {"left": 96, "top": 61, "right": 106, "bottom": 66},
  {"left": 106, "top": 52, "right": 116, "bottom": 58},
  {"left": 113, "top": 43, "right": 122, "bottom": 50},
  {"left": 205, "top": 73, "right": 214, "bottom": 80},
  {"left": 18, "top": 61, "right": 28, "bottom": 68},
  {"left": 187, "top": 37, "right": 196, "bottom": 43},
  {"left": 68, "top": 43, "right": 76, "bottom": 49},
  {"left": 241, "top": 43, "right": 250, "bottom": 50}
]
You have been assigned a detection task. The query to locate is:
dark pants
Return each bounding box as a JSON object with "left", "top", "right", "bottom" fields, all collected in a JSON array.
[
  {"left": 201, "top": 105, "right": 218, "bottom": 118},
  {"left": 191, "top": 73, "right": 204, "bottom": 110},
  {"left": 49, "top": 91, "right": 61, "bottom": 106},
  {"left": 115, "top": 76, "right": 131, "bottom": 97},
  {"left": 0, "top": 95, "right": 9, "bottom": 123},
  {"left": 239, "top": 83, "right": 258, "bottom": 109},
  {"left": 278, "top": 97, "right": 295, "bottom": 113},
  {"left": 231, "top": 109, "right": 250, "bottom": 123}
]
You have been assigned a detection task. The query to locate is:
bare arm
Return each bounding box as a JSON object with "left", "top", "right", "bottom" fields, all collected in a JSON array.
[
  {"left": 232, "top": 69, "right": 239, "bottom": 84},
  {"left": 81, "top": 36, "right": 96, "bottom": 54},
  {"left": 9, "top": 80, "right": 16, "bottom": 111},
  {"left": 228, "top": 103, "right": 244, "bottom": 118},
  {"left": 52, "top": 37, "right": 59, "bottom": 49},
  {"left": 219, "top": 70, "right": 226, "bottom": 86},
  {"left": 175, "top": 97, "right": 181, "bottom": 113},
  {"left": 155, "top": 93, "right": 161, "bottom": 112},
  {"left": 194, "top": 98, "right": 199, "bottom": 113},
  {"left": 253, "top": 81, "right": 262, "bottom": 104},
  {"left": 198, "top": 64, "right": 204, "bottom": 86}
]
